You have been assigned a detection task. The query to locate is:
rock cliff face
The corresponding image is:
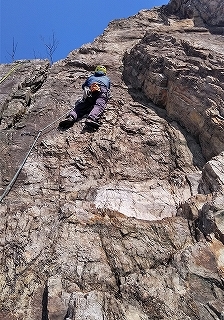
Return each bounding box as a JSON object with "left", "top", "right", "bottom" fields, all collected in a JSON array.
[
  {"left": 166, "top": 0, "right": 224, "bottom": 29},
  {"left": 0, "top": 1, "right": 224, "bottom": 319}
]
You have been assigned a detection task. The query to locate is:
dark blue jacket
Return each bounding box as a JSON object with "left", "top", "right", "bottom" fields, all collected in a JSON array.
[{"left": 82, "top": 71, "right": 110, "bottom": 90}]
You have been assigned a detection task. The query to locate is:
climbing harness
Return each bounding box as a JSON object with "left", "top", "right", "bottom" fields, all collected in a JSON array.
[
  {"left": 0, "top": 63, "right": 21, "bottom": 85},
  {"left": 0, "top": 112, "right": 68, "bottom": 203}
]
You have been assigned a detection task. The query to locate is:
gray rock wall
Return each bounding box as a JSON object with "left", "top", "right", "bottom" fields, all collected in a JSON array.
[
  {"left": 0, "top": 3, "right": 224, "bottom": 319},
  {"left": 123, "top": 27, "right": 224, "bottom": 160},
  {"left": 166, "top": 0, "right": 224, "bottom": 28}
]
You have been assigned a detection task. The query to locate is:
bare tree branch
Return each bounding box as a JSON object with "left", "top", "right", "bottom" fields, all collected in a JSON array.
[
  {"left": 41, "top": 32, "right": 59, "bottom": 64},
  {"left": 6, "top": 37, "right": 18, "bottom": 62}
]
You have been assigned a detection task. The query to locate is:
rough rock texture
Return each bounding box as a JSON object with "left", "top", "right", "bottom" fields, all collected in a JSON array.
[
  {"left": 0, "top": 1, "right": 224, "bottom": 319},
  {"left": 166, "top": 0, "right": 224, "bottom": 30},
  {"left": 123, "top": 27, "right": 224, "bottom": 160}
]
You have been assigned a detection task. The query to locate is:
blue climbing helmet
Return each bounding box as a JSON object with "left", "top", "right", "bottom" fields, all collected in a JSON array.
[{"left": 95, "top": 65, "right": 107, "bottom": 75}]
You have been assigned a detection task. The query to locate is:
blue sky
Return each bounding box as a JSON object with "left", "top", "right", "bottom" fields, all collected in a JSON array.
[{"left": 1, "top": 0, "right": 169, "bottom": 64}]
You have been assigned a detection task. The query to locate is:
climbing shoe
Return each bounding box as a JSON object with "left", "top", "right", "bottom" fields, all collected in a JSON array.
[
  {"left": 59, "top": 116, "right": 75, "bottom": 129},
  {"left": 85, "top": 117, "right": 100, "bottom": 129}
]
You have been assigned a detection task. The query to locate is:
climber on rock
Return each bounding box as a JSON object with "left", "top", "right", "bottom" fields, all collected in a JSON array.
[{"left": 59, "top": 65, "right": 111, "bottom": 129}]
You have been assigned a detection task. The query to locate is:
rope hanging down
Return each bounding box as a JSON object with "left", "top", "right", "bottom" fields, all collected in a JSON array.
[
  {"left": 0, "top": 112, "right": 68, "bottom": 203},
  {"left": 0, "top": 63, "right": 21, "bottom": 85}
]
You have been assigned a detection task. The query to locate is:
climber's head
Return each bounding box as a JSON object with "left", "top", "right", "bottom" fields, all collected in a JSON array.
[{"left": 95, "top": 65, "right": 107, "bottom": 75}]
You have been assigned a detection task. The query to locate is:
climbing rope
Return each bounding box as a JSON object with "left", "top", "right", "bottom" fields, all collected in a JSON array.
[
  {"left": 0, "top": 112, "right": 68, "bottom": 203},
  {"left": 0, "top": 63, "right": 21, "bottom": 85}
]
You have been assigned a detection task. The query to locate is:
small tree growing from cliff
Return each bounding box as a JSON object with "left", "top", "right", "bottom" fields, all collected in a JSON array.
[{"left": 41, "top": 32, "right": 59, "bottom": 64}]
